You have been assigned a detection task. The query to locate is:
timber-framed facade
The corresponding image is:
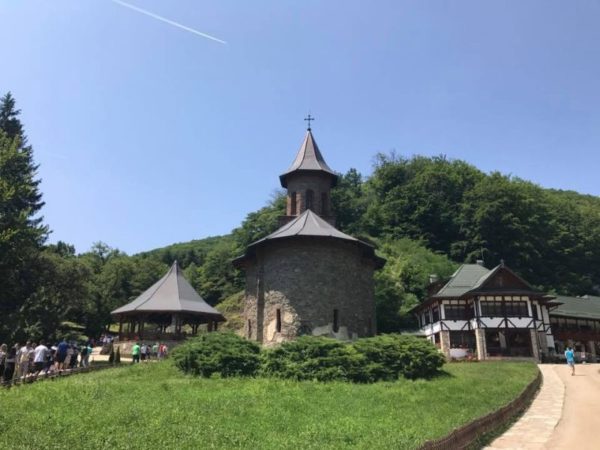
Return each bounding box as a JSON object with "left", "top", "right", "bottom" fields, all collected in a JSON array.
[{"left": 413, "top": 261, "right": 557, "bottom": 361}]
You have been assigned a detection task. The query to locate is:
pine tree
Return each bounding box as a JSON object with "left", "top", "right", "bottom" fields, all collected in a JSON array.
[{"left": 0, "top": 92, "right": 49, "bottom": 342}]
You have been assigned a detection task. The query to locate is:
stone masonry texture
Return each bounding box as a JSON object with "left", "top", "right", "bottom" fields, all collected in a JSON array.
[{"left": 242, "top": 237, "right": 377, "bottom": 346}]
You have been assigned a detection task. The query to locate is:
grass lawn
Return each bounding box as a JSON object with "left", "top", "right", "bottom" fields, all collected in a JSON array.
[{"left": 0, "top": 361, "right": 537, "bottom": 450}]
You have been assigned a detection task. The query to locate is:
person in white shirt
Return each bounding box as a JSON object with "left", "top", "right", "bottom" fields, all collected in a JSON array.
[{"left": 33, "top": 342, "right": 49, "bottom": 375}]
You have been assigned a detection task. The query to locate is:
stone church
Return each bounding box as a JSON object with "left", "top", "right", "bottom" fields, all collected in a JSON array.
[{"left": 234, "top": 126, "right": 385, "bottom": 346}]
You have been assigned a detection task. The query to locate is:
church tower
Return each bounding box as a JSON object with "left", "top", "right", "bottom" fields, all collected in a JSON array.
[
  {"left": 234, "top": 120, "right": 384, "bottom": 346},
  {"left": 279, "top": 125, "right": 338, "bottom": 225}
]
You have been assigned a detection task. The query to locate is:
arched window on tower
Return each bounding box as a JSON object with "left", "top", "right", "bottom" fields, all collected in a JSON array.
[
  {"left": 290, "top": 192, "right": 297, "bottom": 215},
  {"left": 321, "top": 192, "right": 328, "bottom": 215},
  {"left": 306, "top": 189, "right": 314, "bottom": 211}
]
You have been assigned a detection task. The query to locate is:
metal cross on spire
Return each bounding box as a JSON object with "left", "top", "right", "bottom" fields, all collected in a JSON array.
[{"left": 304, "top": 114, "right": 315, "bottom": 130}]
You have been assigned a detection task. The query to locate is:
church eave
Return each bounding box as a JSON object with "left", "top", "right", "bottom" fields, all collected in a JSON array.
[{"left": 279, "top": 169, "right": 338, "bottom": 188}]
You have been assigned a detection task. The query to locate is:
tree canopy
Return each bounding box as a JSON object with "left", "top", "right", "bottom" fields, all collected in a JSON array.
[{"left": 2, "top": 91, "right": 599, "bottom": 342}]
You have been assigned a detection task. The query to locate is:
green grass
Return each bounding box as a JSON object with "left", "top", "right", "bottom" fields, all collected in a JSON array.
[{"left": 0, "top": 361, "right": 537, "bottom": 450}]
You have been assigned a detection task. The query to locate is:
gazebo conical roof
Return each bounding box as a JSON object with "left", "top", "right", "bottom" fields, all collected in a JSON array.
[{"left": 111, "top": 261, "right": 224, "bottom": 321}]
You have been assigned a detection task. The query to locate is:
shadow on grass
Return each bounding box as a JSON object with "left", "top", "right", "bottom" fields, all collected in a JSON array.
[{"left": 425, "top": 369, "right": 454, "bottom": 380}]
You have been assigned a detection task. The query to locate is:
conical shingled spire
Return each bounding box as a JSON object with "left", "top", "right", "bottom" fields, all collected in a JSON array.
[{"left": 279, "top": 130, "right": 338, "bottom": 188}]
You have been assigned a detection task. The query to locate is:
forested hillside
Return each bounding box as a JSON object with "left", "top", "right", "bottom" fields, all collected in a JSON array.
[{"left": 2, "top": 92, "right": 599, "bottom": 343}]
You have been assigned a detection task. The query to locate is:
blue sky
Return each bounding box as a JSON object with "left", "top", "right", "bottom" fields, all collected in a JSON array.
[{"left": 1, "top": 1, "right": 599, "bottom": 254}]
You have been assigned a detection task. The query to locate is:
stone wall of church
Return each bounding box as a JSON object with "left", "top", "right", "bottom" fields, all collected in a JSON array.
[{"left": 242, "top": 237, "right": 377, "bottom": 346}]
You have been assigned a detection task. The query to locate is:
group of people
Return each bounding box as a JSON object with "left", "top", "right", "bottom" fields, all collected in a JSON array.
[
  {"left": 131, "top": 342, "right": 168, "bottom": 363},
  {"left": 0, "top": 339, "right": 94, "bottom": 385}
]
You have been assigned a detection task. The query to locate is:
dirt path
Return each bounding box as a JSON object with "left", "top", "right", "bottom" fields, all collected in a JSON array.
[{"left": 545, "top": 363, "right": 600, "bottom": 450}]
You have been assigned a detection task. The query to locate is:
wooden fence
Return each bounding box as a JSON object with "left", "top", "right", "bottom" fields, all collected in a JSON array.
[
  {"left": 1, "top": 363, "right": 122, "bottom": 388},
  {"left": 419, "top": 369, "right": 542, "bottom": 450}
]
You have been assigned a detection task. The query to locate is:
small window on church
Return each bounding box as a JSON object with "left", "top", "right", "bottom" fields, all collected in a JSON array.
[
  {"left": 290, "top": 192, "right": 297, "bottom": 215},
  {"left": 247, "top": 320, "right": 252, "bottom": 338},
  {"left": 306, "top": 189, "right": 314, "bottom": 210},
  {"left": 321, "top": 192, "right": 328, "bottom": 215},
  {"left": 276, "top": 308, "right": 282, "bottom": 333},
  {"left": 333, "top": 309, "right": 339, "bottom": 333}
]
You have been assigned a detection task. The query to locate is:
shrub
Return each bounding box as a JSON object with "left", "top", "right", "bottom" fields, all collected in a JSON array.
[
  {"left": 171, "top": 332, "right": 261, "bottom": 378},
  {"left": 261, "top": 336, "right": 369, "bottom": 382},
  {"left": 353, "top": 334, "right": 445, "bottom": 380},
  {"left": 115, "top": 346, "right": 121, "bottom": 364},
  {"left": 108, "top": 348, "right": 115, "bottom": 364}
]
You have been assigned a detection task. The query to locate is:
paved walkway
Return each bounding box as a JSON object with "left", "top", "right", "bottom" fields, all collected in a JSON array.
[
  {"left": 545, "top": 363, "right": 600, "bottom": 449},
  {"left": 486, "top": 363, "right": 600, "bottom": 450},
  {"left": 90, "top": 347, "right": 132, "bottom": 363}
]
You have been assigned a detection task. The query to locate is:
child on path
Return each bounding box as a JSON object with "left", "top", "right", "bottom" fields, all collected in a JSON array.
[{"left": 565, "top": 346, "right": 575, "bottom": 376}]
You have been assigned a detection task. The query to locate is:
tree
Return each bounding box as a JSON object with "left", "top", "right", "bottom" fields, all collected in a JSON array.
[
  {"left": 374, "top": 238, "right": 457, "bottom": 332},
  {"left": 233, "top": 192, "right": 286, "bottom": 249},
  {"left": 363, "top": 153, "right": 483, "bottom": 253},
  {"left": 198, "top": 239, "right": 242, "bottom": 305},
  {"left": 330, "top": 168, "right": 369, "bottom": 235},
  {"left": 0, "top": 92, "right": 48, "bottom": 342}
]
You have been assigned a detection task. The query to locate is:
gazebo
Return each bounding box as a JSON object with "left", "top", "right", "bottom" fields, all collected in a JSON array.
[{"left": 111, "top": 261, "right": 225, "bottom": 341}]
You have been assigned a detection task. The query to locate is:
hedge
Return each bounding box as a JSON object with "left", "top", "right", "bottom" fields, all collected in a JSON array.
[{"left": 172, "top": 332, "right": 444, "bottom": 382}]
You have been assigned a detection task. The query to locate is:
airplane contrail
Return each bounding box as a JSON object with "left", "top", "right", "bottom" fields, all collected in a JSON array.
[{"left": 111, "top": 0, "right": 227, "bottom": 44}]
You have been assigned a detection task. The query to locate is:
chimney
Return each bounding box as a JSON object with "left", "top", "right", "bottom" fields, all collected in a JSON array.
[
  {"left": 476, "top": 260, "right": 485, "bottom": 266},
  {"left": 429, "top": 274, "right": 439, "bottom": 284}
]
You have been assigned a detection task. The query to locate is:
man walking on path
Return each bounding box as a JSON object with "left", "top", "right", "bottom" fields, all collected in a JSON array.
[
  {"left": 33, "top": 342, "right": 48, "bottom": 376},
  {"left": 565, "top": 346, "right": 575, "bottom": 375},
  {"left": 17, "top": 341, "right": 32, "bottom": 379},
  {"left": 56, "top": 338, "right": 69, "bottom": 372}
]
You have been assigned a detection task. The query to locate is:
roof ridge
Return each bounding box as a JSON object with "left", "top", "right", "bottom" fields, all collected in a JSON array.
[
  {"left": 298, "top": 131, "right": 310, "bottom": 168},
  {"left": 297, "top": 209, "right": 311, "bottom": 235},
  {"left": 174, "top": 263, "right": 184, "bottom": 310}
]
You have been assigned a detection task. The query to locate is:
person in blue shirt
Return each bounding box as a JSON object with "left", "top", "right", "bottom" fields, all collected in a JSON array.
[{"left": 564, "top": 346, "right": 575, "bottom": 376}]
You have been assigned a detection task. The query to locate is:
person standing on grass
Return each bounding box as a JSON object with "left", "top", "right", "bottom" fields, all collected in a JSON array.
[
  {"left": 152, "top": 342, "right": 158, "bottom": 360},
  {"left": 140, "top": 343, "right": 148, "bottom": 362},
  {"left": 33, "top": 342, "right": 48, "bottom": 377},
  {"left": 565, "top": 346, "right": 575, "bottom": 376},
  {"left": 132, "top": 342, "right": 141, "bottom": 364}
]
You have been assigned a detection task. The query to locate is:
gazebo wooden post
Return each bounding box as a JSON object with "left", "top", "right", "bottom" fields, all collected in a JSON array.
[
  {"left": 214, "top": 321, "right": 218, "bottom": 331},
  {"left": 140, "top": 318, "right": 145, "bottom": 340},
  {"left": 118, "top": 316, "right": 123, "bottom": 339},
  {"left": 208, "top": 321, "right": 214, "bottom": 332}
]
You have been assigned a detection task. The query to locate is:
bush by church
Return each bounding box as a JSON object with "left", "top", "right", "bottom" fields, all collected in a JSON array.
[
  {"left": 171, "top": 332, "right": 261, "bottom": 378},
  {"left": 172, "top": 332, "right": 444, "bottom": 382}
]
